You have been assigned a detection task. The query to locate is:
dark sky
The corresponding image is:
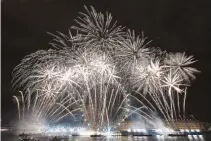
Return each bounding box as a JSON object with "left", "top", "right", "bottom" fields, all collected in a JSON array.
[{"left": 2, "top": 0, "right": 211, "bottom": 125}]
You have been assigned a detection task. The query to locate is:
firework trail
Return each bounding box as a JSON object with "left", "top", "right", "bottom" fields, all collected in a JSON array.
[{"left": 12, "top": 6, "right": 199, "bottom": 132}]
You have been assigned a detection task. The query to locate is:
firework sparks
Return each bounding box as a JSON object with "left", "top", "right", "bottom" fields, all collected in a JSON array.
[{"left": 12, "top": 6, "right": 199, "bottom": 133}]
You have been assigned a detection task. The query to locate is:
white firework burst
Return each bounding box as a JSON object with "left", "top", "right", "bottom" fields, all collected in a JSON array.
[
  {"left": 12, "top": 6, "right": 200, "bottom": 132},
  {"left": 132, "top": 60, "right": 164, "bottom": 94},
  {"left": 164, "top": 52, "right": 200, "bottom": 83},
  {"left": 116, "top": 30, "right": 152, "bottom": 72},
  {"left": 71, "top": 6, "right": 125, "bottom": 51}
]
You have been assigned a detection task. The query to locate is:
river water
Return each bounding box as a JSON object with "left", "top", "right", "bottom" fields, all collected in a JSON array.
[{"left": 1, "top": 133, "right": 211, "bottom": 141}]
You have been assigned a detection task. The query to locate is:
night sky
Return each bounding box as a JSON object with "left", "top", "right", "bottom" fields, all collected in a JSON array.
[{"left": 2, "top": 0, "right": 211, "bottom": 125}]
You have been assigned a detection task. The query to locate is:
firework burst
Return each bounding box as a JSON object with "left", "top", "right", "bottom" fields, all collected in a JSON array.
[
  {"left": 164, "top": 52, "right": 200, "bottom": 83},
  {"left": 71, "top": 6, "right": 125, "bottom": 52},
  {"left": 12, "top": 6, "right": 199, "bottom": 132}
]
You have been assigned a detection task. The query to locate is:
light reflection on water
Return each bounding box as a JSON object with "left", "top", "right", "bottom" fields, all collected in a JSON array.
[{"left": 1, "top": 133, "right": 210, "bottom": 141}]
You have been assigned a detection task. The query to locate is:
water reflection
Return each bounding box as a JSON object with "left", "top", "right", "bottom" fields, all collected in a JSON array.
[{"left": 1, "top": 133, "right": 209, "bottom": 141}]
